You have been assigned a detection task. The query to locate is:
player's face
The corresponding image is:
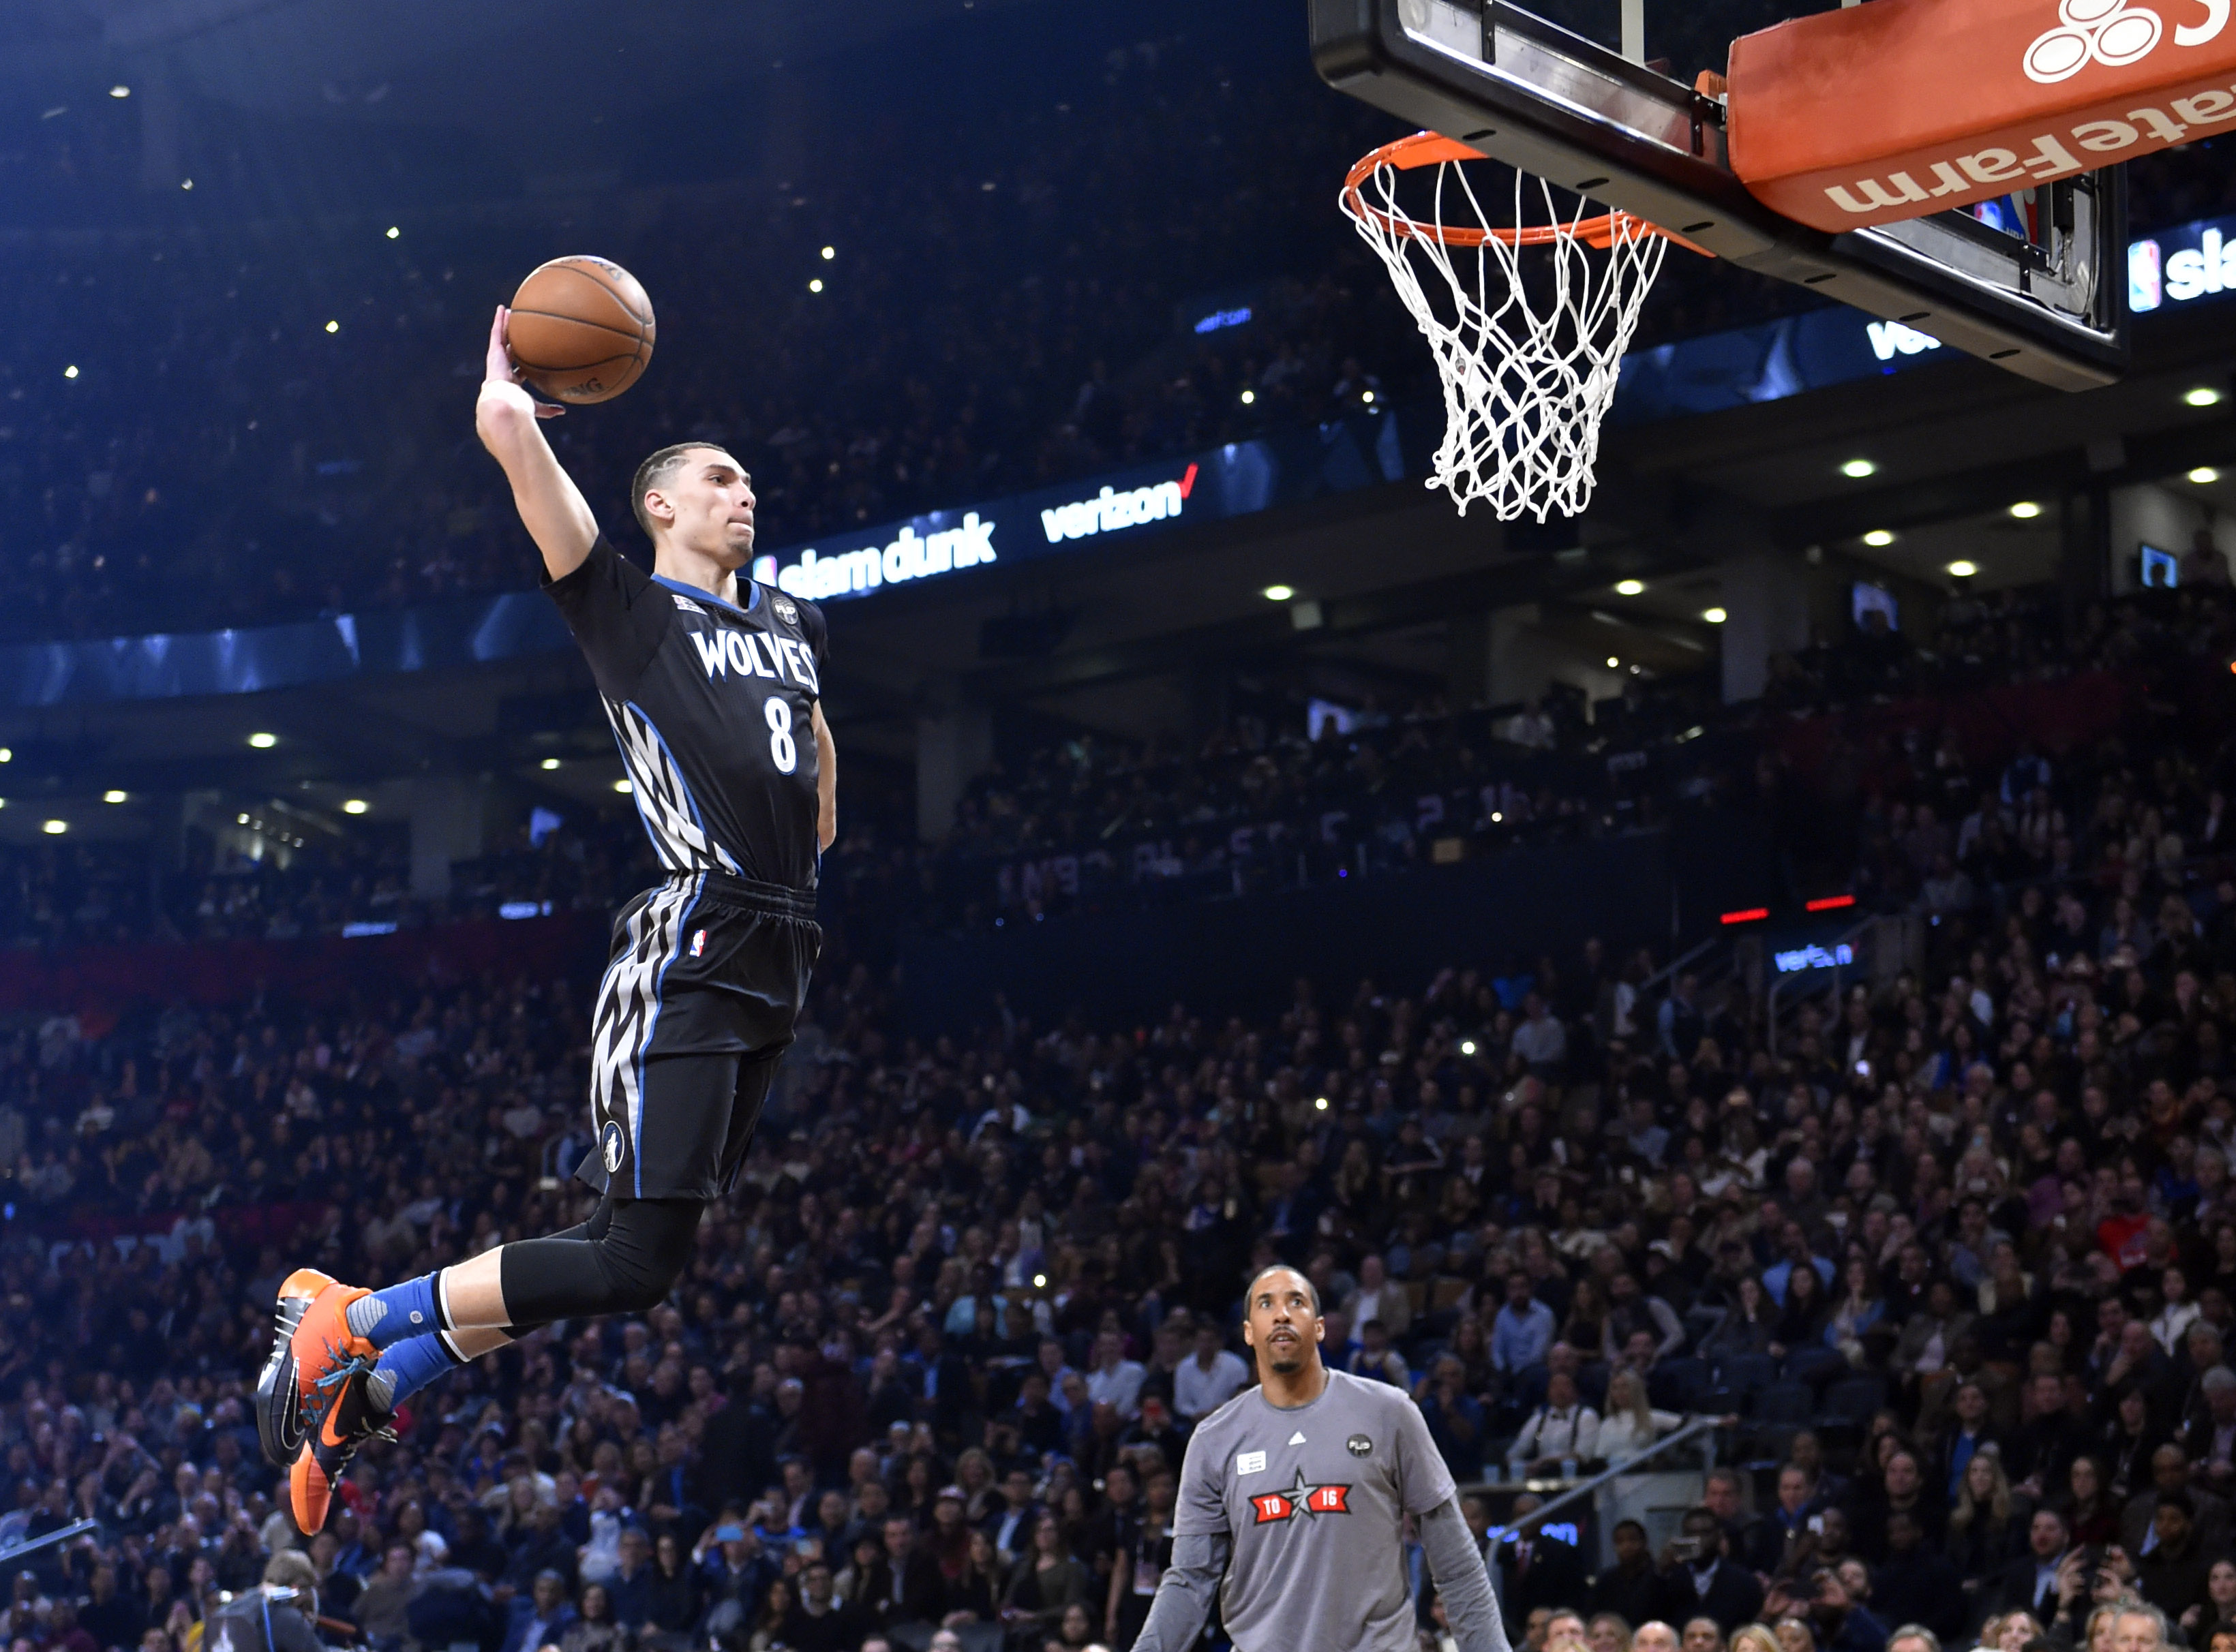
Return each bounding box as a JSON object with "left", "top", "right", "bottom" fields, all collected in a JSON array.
[
  {"left": 650, "top": 449, "right": 756, "bottom": 566},
  {"left": 1241, "top": 1270, "right": 1323, "bottom": 1375}
]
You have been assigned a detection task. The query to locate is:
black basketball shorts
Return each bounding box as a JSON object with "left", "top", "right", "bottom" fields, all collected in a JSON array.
[{"left": 578, "top": 871, "right": 819, "bottom": 1202}]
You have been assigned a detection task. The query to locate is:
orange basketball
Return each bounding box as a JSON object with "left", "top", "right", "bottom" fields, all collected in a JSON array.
[{"left": 506, "top": 256, "right": 655, "bottom": 404}]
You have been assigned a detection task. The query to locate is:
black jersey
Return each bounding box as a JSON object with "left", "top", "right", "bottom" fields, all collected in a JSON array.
[
  {"left": 545, "top": 536, "right": 826, "bottom": 891},
  {"left": 204, "top": 1592, "right": 324, "bottom": 1652}
]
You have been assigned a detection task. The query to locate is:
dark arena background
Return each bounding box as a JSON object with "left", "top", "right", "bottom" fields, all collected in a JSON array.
[{"left": 2, "top": 5, "right": 2236, "bottom": 1652}]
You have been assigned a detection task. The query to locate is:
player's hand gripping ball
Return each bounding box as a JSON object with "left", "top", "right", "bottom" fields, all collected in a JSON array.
[{"left": 506, "top": 256, "right": 656, "bottom": 404}]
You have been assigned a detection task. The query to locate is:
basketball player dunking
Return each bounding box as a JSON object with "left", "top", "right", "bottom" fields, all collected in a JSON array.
[{"left": 256, "top": 307, "right": 835, "bottom": 1531}]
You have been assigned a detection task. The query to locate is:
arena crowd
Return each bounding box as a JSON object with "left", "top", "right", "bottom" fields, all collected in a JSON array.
[{"left": 0, "top": 575, "right": 2229, "bottom": 1652}]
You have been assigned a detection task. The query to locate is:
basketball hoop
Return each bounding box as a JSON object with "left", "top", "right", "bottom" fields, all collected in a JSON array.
[{"left": 1342, "top": 133, "right": 1708, "bottom": 522}]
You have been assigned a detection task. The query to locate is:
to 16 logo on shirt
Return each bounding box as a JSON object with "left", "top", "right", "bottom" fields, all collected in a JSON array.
[{"left": 1251, "top": 1471, "right": 1352, "bottom": 1524}]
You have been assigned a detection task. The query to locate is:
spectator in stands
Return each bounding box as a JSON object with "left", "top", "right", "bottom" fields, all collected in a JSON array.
[{"left": 1656, "top": 1508, "right": 1762, "bottom": 1634}]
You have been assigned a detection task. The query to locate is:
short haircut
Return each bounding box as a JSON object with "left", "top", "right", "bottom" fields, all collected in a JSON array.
[
  {"left": 632, "top": 443, "right": 739, "bottom": 539},
  {"left": 1245, "top": 1264, "right": 1320, "bottom": 1314},
  {"left": 2115, "top": 1604, "right": 2170, "bottom": 1647},
  {"left": 2156, "top": 1489, "right": 2196, "bottom": 1517},
  {"left": 1886, "top": 1629, "right": 1942, "bottom": 1652},
  {"left": 262, "top": 1551, "right": 318, "bottom": 1593}
]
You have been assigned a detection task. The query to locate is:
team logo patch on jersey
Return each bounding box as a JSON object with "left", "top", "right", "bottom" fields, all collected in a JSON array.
[
  {"left": 671, "top": 594, "right": 706, "bottom": 615},
  {"left": 1236, "top": 1451, "right": 1267, "bottom": 1476},
  {"left": 1250, "top": 1470, "right": 1351, "bottom": 1524},
  {"left": 773, "top": 596, "right": 798, "bottom": 624},
  {"left": 601, "top": 1120, "right": 626, "bottom": 1175},
  {"left": 1348, "top": 1434, "right": 1374, "bottom": 1456}
]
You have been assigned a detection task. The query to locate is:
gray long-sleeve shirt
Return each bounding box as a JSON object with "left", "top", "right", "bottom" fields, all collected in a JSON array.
[{"left": 1132, "top": 1369, "right": 1511, "bottom": 1652}]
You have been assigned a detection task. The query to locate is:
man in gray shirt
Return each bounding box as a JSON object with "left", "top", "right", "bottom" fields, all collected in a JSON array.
[{"left": 1132, "top": 1265, "right": 1511, "bottom": 1652}]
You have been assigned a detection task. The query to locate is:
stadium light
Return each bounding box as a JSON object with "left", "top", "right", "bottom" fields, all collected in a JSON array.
[
  {"left": 541, "top": 758, "right": 561, "bottom": 770},
  {"left": 1947, "top": 560, "right": 1978, "bottom": 577},
  {"left": 614, "top": 779, "right": 633, "bottom": 794},
  {"left": 2008, "top": 501, "right": 2042, "bottom": 519},
  {"left": 1314, "top": 1097, "right": 1329, "bottom": 1111},
  {"left": 63, "top": 366, "right": 76, "bottom": 380},
  {"left": 1460, "top": 1040, "right": 1477, "bottom": 1056},
  {"left": 1614, "top": 579, "right": 1645, "bottom": 595},
  {"left": 2191, "top": 468, "right": 2222, "bottom": 485},
  {"left": 343, "top": 799, "right": 369, "bottom": 815},
  {"left": 387, "top": 226, "right": 400, "bottom": 239},
  {"left": 1240, "top": 389, "right": 1256, "bottom": 404},
  {"left": 247, "top": 732, "right": 277, "bottom": 748},
  {"left": 1702, "top": 607, "right": 1727, "bottom": 624},
  {"left": 108, "top": 85, "right": 129, "bottom": 98},
  {"left": 821, "top": 246, "right": 835, "bottom": 260},
  {"left": 324, "top": 320, "right": 339, "bottom": 333},
  {"left": 2186, "top": 386, "right": 2224, "bottom": 408},
  {"left": 179, "top": 179, "right": 192, "bottom": 191},
  {"left": 1840, "top": 458, "right": 1877, "bottom": 478},
  {"left": 808, "top": 279, "right": 824, "bottom": 294},
  {"left": 102, "top": 791, "right": 125, "bottom": 804},
  {"left": 1605, "top": 656, "right": 1620, "bottom": 668},
  {"left": 41, "top": 820, "right": 64, "bottom": 835},
  {"left": 1262, "top": 585, "right": 1294, "bottom": 602},
  {"left": 1862, "top": 530, "right": 1896, "bottom": 547}
]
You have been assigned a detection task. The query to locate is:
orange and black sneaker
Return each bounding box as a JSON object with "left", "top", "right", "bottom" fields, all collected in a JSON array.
[
  {"left": 289, "top": 1361, "right": 393, "bottom": 1533},
  {"left": 256, "top": 1270, "right": 325, "bottom": 1469},
  {"left": 284, "top": 1269, "right": 378, "bottom": 1426}
]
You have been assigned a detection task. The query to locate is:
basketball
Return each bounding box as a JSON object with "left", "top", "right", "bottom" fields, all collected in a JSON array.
[{"left": 505, "top": 256, "right": 656, "bottom": 404}]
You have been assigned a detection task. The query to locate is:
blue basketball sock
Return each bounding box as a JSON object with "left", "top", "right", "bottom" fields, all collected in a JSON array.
[
  {"left": 345, "top": 1272, "right": 444, "bottom": 1351},
  {"left": 365, "top": 1332, "right": 464, "bottom": 1413}
]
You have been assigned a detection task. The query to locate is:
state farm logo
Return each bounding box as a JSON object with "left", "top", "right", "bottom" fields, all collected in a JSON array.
[{"left": 2025, "top": 0, "right": 2227, "bottom": 83}]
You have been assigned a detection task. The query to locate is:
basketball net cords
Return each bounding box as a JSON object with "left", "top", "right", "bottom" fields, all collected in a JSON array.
[{"left": 1344, "top": 157, "right": 1669, "bottom": 522}]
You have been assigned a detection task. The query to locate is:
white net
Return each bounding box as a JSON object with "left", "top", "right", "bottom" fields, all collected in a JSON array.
[{"left": 1342, "top": 138, "right": 1674, "bottom": 522}]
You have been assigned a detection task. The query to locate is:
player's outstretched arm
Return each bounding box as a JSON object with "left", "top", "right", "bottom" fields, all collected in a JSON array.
[
  {"left": 474, "top": 306, "right": 598, "bottom": 582},
  {"left": 1420, "top": 1496, "right": 1513, "bottom": 1652},
  {"left": 1126, "top": 1530, "right": 1229, "bottom": 1652}
]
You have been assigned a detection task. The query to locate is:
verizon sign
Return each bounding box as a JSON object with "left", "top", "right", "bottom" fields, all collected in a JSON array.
[{"left": 753, "top": 456, "right": 1243, "bottom": 604}]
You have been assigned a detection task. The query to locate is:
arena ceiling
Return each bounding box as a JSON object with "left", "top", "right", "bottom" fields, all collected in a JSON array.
[{"left": 1, "top": 0, "right": 1044, "bottom": 129}]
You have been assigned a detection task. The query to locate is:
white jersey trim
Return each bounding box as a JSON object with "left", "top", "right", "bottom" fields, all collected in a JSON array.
[
  {"left": 589, "top": 874, "right": 704, "bottom": 1198},
  {"left": 605, "top": 697, "right": 744, "bottom": 876}
]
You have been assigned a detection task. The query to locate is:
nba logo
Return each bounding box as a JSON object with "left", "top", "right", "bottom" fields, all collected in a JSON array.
[
  {"left": 689, "top": 930, "right": 706, "bottom": 958},
  {"left": 2130, "top": 238, "right": 2162, "bottom": 313}
]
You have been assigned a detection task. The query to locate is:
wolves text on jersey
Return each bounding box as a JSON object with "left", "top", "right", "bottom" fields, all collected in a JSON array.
[{"left": 688, "top": 627, "right": 819, "bottom": 694}]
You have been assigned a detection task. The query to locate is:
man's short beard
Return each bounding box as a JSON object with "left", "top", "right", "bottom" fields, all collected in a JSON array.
[{"left": 1265, "top": 1346, "right": 1307, "bottom": 1373}]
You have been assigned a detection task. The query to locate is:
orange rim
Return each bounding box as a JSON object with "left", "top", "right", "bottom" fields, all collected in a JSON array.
[{"left": 1342, "top": 132, "right": 1712, "bottom": 256}]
